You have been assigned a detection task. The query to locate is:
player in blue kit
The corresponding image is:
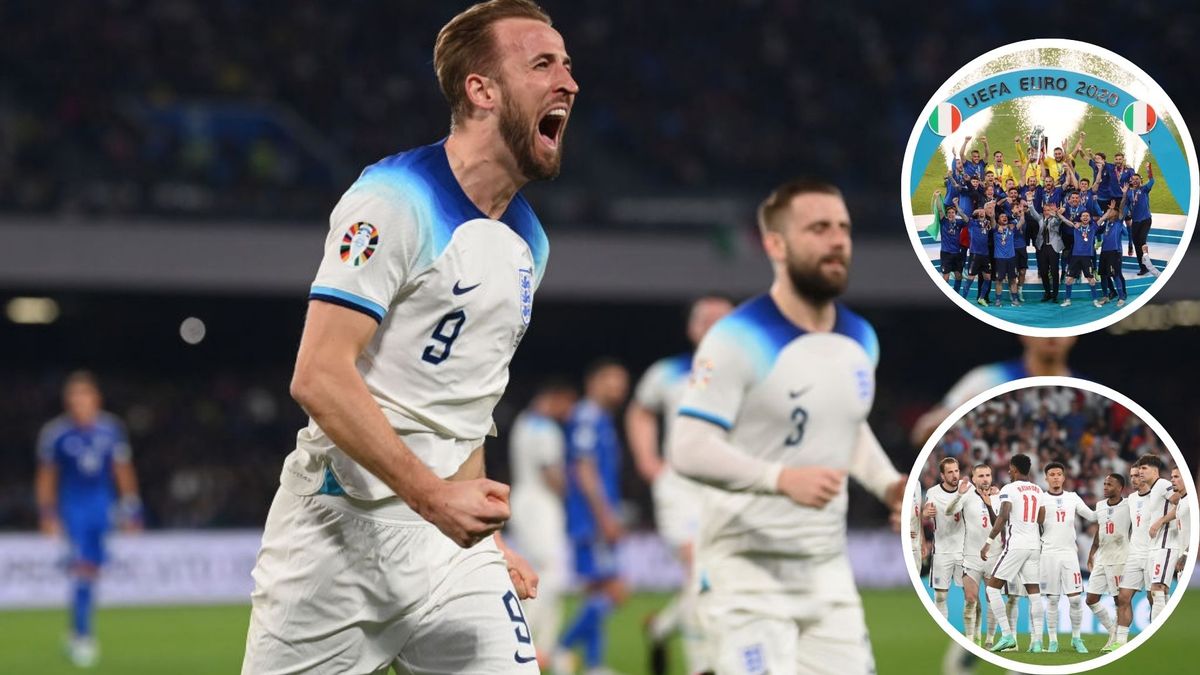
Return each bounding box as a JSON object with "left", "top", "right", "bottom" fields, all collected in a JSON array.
[
  {"left": 963, "top": 208, "right": 993, "bottom": 307},
  {"left": 1121, "top": 163, "right": 1156, "bottom": 275},
  {"left": 556, "top": 359, "right": 631, "bottom": 674},
  {"left": 1060, "top": 209, "right": 1102, "bottom": 308},
  {"left": 1011, "top": 201, "right": 1031, "bottom": 302},
  {"left": 1097, "top": 202, "right": 1131, "bottom": 307},
  {"left": 35, "top": 371, "right": 142, "bottom": 668},
  {"left": 933, "top": 198, "right": 966, "bottom": 293},
  {"left": 988, "top": 207, "right": 1021, "bottom": 307}
]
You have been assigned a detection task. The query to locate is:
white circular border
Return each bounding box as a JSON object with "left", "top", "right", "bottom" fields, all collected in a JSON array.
[
  {"left": 900, "top": 39, "right": 1199, "bottom": 337},
  {"left": 900, "top": 376, "right": 1199, "bottom": 674}
]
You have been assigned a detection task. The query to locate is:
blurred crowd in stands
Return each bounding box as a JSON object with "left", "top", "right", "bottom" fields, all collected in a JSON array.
[
  {"left": 922, "top": 388, "right": 1169, "bottom": 504},
  {"left": 2, "top": 0, "right": 1194, "bottom": 228}
]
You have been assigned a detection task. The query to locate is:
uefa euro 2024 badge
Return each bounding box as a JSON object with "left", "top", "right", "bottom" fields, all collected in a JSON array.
[{"left": 340, "top": 222, "right": 379, "bottom": 267}]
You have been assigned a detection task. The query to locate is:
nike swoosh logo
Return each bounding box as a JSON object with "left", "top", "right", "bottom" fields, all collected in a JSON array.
[
  {"left": 514, "top": 652, "right": 537, "bottom": 664},
  {"left": 789, "top": 386, "right": 811, "bottom": 398},
  {"left": 452, "top": 281, "right": 481, "bottom": 295}
]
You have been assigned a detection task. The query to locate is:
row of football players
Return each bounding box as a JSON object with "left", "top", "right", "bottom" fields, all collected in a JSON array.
[
  {"left": 933, "top": 174, "right": 1156, "bottom": 309},
  {"left": 912, "top": 452, "right": 1190, "bottom": 654},
  {"left": 947, "top": 132, "right": 1156, "bottom": 255},
  {"left": 934, "top": 134, "right": 1157, "bottom": 308},
  {"left": 504, "top": 296, "right": 734, "bottom": 675}
]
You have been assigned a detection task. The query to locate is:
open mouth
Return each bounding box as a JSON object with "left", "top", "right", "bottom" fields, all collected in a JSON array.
[{"left": 537, "top": 107, "right": 567, "bottom": 150}]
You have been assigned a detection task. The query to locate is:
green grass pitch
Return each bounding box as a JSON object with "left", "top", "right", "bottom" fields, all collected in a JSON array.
[
  {"left": 1, "top": 590, "right": 1193, "bottom": 673},
  {"left": 910, "top": 100, "right": 1186, "bottom": 217},
  {"left": 982, "top": 632, "right": 1107, "bottom": 666}
]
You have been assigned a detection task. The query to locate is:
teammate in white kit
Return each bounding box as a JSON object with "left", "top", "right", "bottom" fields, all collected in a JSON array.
[
  {"left": 668, "top": 179, "right": 905, "bottom": 674},
  {"left": 1110, "top": 455, "right": 1172, "bottom": 650},
  {"left": 241, "top": 2, "right": 579, "bottom": 671},
  {"left": 924, "top": 458, "right": 967, "bottom": 619},
  {"left": 942, "top": 463, "right": 997, "bottom": 647},
  {"left": 1148, "top": 466, "right": 1190, "bottom": 621},
  {"left": 626, "top": 295, "right": 733, "bottom": 674},
  {"left": 1084, "top": 473, "right": 1130, "bottom": 650},
  {"left": 910, "top": 485, "right": 928, "bottom": 580},
  {"left": 981, "top": 453, "right": 1045, "bottom": 653},
  {"left": 1035, "top": 461, "right": 1096, "bottom": 653},
  {"left": 507, "top": 380, "right": 576, "bottom": 666}
]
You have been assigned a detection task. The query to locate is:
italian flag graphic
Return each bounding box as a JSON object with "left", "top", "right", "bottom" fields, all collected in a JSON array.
[
  {"left": 1123, "top": 101, "right": 1157, "bottom": 134},
  {"left": 929, "top": 102, "right": 961, "bottom": 136}
]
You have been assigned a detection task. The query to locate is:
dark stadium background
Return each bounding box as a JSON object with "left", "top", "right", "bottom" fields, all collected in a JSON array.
[{"left": 1, "top": 1, "right": 1198, "bottom": 673}]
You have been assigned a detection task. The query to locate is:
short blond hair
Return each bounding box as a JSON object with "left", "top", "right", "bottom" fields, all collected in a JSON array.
[
  {"left": 756, "top": 179, "right": 842, "bottom": 233},
  {"left": 433, "top": 0, "right": 552, "bottom": 126}
]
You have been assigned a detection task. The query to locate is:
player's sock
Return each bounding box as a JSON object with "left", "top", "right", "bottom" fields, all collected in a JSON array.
[
  {"left": 1088, "top": 284, "right": 1097, "bottom": 300},
  {"left": 1088, "top": 601, "right": 1115, "bottom": 635},
  {"left": 953, "top": 277, "right": 962, "bottom": 292},
  {"left": 1007, "top": 597, "right": 1018, "bottom": 637},
  {"left": 1045, "top": 594, "right": 1058, "bottom": 641},
  {"left": 963, "top": 600, "right": 976, "bottom": 641},
  {"left": 1029, "top": 593, "right": 1044, "bottom": 645},
  {"left": 72, "top": 577, "right": 94, "bottom": 637},
  {"left": 1115, "top": 624, "right": 1129, "bottom": 645},
  {"left": 1151, "top": 590, "right": 1167, "bottom": 621},
  {"left": 1116, "top": 271, "right": 1127, "bottom": 299},
  {"left": 982, "top": 279, "right": 992, "bottom": 299},
  {"left": 1069, "top": 595, "right": 1083, "bottom": 638},
  {"left": 987, "top": 587, "right": 1010, "bottom": 636},
  {"left": 935, "top": 589, "right": 949, "bottom": 618},
  {"left": 963, "top": 278, "right": 974, "bottom": 297},
  {"left": 981, "top": 596, "right": 991, "bottom": 644},
  {"left": 1065, "top": 284, "right": 1073, "bottom": 300},
  {"left": 560, "top": 594, "right": 612, "bottom": 668},
  {"left": 648, "top": 594, "right": 680, "bottom": 641},
  {"left": 582, "top": 595, "right": 612, "bottom": 668}
]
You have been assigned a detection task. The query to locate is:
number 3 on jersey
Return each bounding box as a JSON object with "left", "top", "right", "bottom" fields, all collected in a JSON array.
[{"left": 422, "top": 310, "right": 466, "bottom": 365}]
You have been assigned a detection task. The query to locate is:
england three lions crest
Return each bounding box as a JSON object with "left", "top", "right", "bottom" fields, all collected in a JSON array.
[{"left": 518, "top": 267, "right": 533, "bottom": 326}]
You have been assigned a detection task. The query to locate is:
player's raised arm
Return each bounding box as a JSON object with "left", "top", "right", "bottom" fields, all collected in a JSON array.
[
  {"left": 1075, "top": 493, "right": 1097, "bottom": 523},
  {"left": 944, "top": 478, "right": 971, "bottom": 515},
  {"left": 291, "top": 301, "right": 509, "bottom": 547}
]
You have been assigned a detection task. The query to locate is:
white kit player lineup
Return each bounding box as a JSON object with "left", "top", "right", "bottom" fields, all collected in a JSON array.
[{"left": 919, "top": 452, "right": 1192, "bottom": 655}]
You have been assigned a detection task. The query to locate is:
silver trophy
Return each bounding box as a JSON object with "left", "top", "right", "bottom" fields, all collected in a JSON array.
[{"left": 1028, "top": 125, "right": 1046, "bottom": 156}]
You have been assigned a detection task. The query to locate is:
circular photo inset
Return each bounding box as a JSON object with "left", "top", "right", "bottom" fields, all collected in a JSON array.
[
  {"left": 902, "top": 40, "right": 1196, "bottom": 336},
  {"left": 903, "top": 377, "right": 1197, "bottom": 673}
]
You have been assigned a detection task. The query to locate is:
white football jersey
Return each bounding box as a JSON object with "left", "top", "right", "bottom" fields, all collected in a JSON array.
[
  {"left": 634, "top": 353, "right": 693, "bottom": 454},
  {"left": 676, "top": 295, "right": 880, "bottom": 564},
  {"left": 1040, "top": 491, "right": 1096, "bottom": 553},
  {"left": 960, "top": 489, "right": 995, "bottom": 557},
  {"left": 997, "top": 480, "right": 1044, "bottom": 549},
  {"left": 910, "top": 488, "right": 923, "bottom": 552},
  {"left": 1169, "top": 496, "right": 1191, "bottom": 551},
  {"left": 1094, "top": 497, "right": 1132, "bottom": 566},
  {"left": 281, "top": 140, "right": 548, "bottom": 499},
  {"left": 925, "top": 483, "right": 967, "bottom": 558},
  {"left": 508, "top": 411, "right": 565, "bottom": 509},
  {"left": 1129, "top": 478, "right": 1172, "bottom": 555}
]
